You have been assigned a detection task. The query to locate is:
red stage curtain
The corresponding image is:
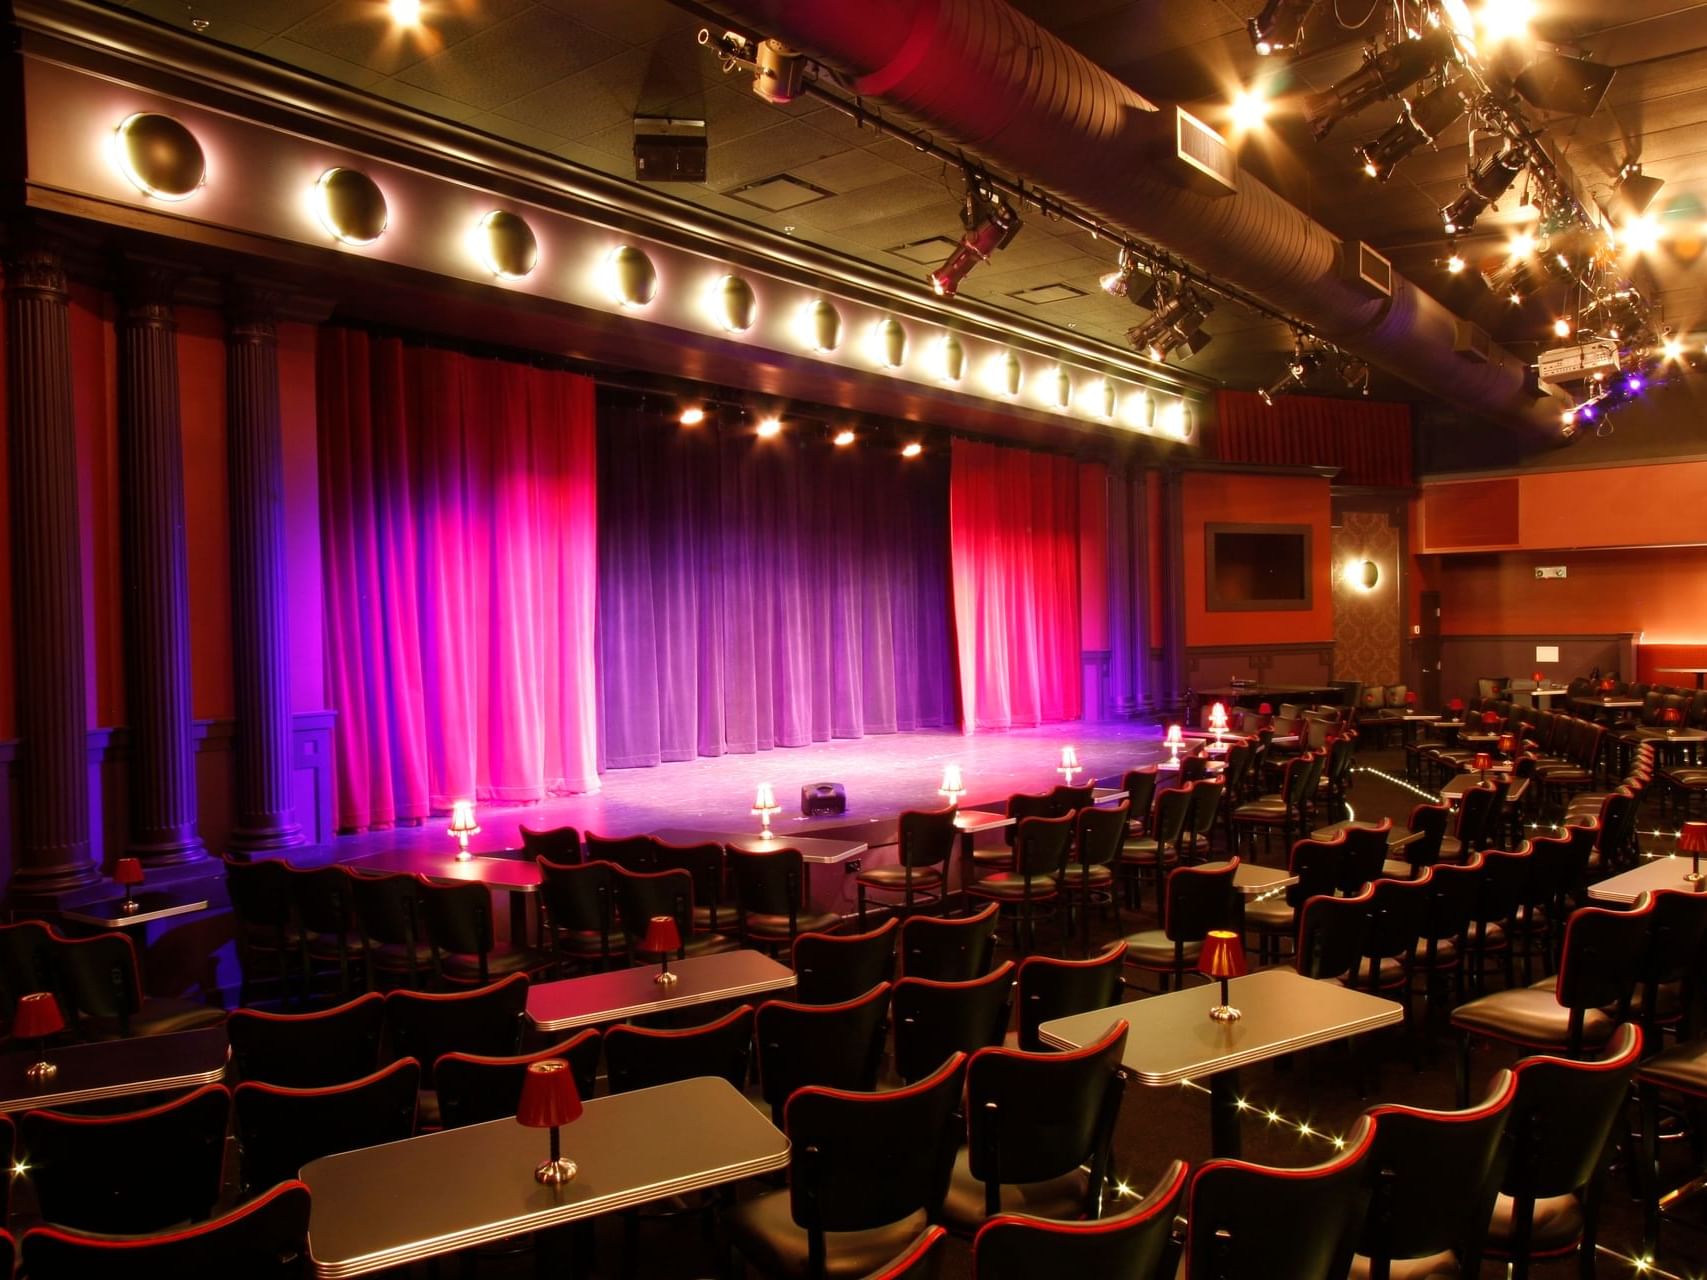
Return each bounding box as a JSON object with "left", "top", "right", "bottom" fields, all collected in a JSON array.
[
  {"left": 949, "top": 439, "right": 1082, "bottom": 731},
  {"left": 1214, "top": 390, "right": 1413, "bottom": 488},
  {"left": 317, "top": 329, "right": 598, "bottom": 830}
]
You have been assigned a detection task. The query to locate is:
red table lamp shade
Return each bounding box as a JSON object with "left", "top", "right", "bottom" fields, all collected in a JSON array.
[
  {"left": 640, "top": 914, "right": 681, "bottom": 956},
  {"left": 1532, "top": 671, "right": 1543, "bottom": 684},
  {"left": 1662, "top": 707, "right": 1683, "bottom": 724},
  {"left": 1257, "top": 703, "right": 1273, "bottom": 715},
  {"left": 1680, "top": 823, "right": 1707, "bottom": 854},
  {"left": 1481, "top": 710, "right": 1501, "bottom": 726},
  {"left": 13, "top": 991, "right": 64, "bottom": 1040},
  {"left": 1404, "top": 691, "right": 1417, "bottom": 705},
  {"left": 517, "top": 1059, "right": 583, "bottom": 1129},
  {"left": 1600, "top": 678, "right": 1616, "bottom": 693},
  {"left": 1473, "top": 753, "right": 1493, "bottom": 774},
  {"left": 1497, "top": 733, "right": 1517, "bottom": 754},
  {"left": 114, "top": 857, "right": 144, "bottom": 887},
  {"left": 1448, "top": 698, "right": 1465, "bottom": 712},
  {"left": 1198, "top": 930, "right": 1247, "bottom": 981}
]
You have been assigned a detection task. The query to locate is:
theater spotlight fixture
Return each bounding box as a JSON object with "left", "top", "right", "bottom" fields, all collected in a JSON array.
[
  {"left": 1304, "top": 29, "right": 1454, "bottom": 140},
  {"left": 929, "top": 176, "right": 1021, "bottom": 298},
  {"left": 678, "top": 405, "right": 706, "bottom": 427},
  {"left": 1440, "top": 141, "right": 1524, "bottom": 234},
  {"left": 832, "top": 427, "right": 857, "bottom": 446},
  {"left": 1354, "top": 79, "right": 1466, "bottom": 181},
  {"left": 1258, "top": 343, "right": 1321, "bottom": 405},
  {"left": 901, "top": 441, "right": 924, "bottom": 458},
  {"left": 1127, "top": 282, "right": 1213, "bottom": 363},
  {"left": 1099, "top": 249, "right": 1141, "bottom": 298},
  {"left": 314, "top": 167, "right": 388, "bottom": 245},
  {"left": 113, "top": 112, "right": 206, "bottom": 201},
  {"left": 1248, "top": 0, "right": 1318, "bottom": 55},
  {"left": 755, "top": 415, "right": 783, "bottom": 438},
  {"left": 476, "top": 211, "right": 538, "bottom": 281},
  {"left": 1613, "top": 160, "right": 1665, "bottom": 217}
]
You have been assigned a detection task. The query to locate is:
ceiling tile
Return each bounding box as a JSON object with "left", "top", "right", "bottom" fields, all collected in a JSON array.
[{"left": 394, "top": 8, "right": 622, "bottom": 109}]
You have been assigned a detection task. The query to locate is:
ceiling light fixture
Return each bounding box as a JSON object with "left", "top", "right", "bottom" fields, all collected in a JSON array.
[
  {"left": 1613, "top": 160, "right": 1665, "bottom": 217},
  {"left": 1230, "top": 86, "right": 1271, "bottom": 133},
  {"left": 1353, "top": 79, "right": 1467, "bottom": 181},
  {"left": 1476, "top": 0, "right": 1536, "bottom": 44},
  {"left": 113, "top": 112, "right": 206, "bottom": 201},
  {"left": 1127, "top": 280, "right": 1213, "bottom": 363},
  {"left": 1446, "top": 252, "right": 1466, "bottom": 274},
  {"left": 1552, "top": 317, "right": 1572, "bottom": 338},
  {"left": 1616, "top": 213, "right": 1662, "bottom": 256},
  {"left": 389, "top": 0, "right": 422, "bottom": 27},
  {"left": 1099, "top": 248, "right": 1143, "bottom": 298},
  {"left": 1303, "top": 29, "right": 1454, "bottom": 140},
  {"left": 1441, "top": 141, "right": 1524, "bottom": 234},
  {"left": 1258, "top": 343, "right": 1321, "bottom": 406},
  {"left": 901, "top": 441, "right": 924, "bottom": 458},
  {"left": 678, "top": 405, "right": 706, "bottom": 427},
  {"left": 832, "top": 428, "right": 857, "bottom": 447},
  {"left": 1247, "top": 0, "right": 1318, "bottom": 56},
  {"left": 755, "top": 415, "right": 783, "bottom": 438},
  {"left": 929, "top": 173, "right": 1021, "bottom": 298}
]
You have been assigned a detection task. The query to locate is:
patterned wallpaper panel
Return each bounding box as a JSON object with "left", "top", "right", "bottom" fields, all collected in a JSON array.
[{"left": 1332, "top": 510, "right": 1401, "bottom": 688}]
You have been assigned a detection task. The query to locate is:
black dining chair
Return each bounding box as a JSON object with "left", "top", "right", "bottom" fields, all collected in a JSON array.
[
  {"left": 970, "top": 1160, "right": 1188, "bottom": 1280},
  {"left": 1062, "top": 802, "right": 1127, "bottom": 955},
  {"left": 1244, "top": 833, "right": 1345, "bottom": 964},
  {"left": 892, "top": 962, "right": 1015, "bottom": 1085},
  {"left": 754, "top": 983, "right": 892, "bottom": 1128},
  {"left": 605, "top": 1006, "right": 754, "bottom": 1095},
  {"left": 519, "top": 823, "right": 582, "bottom": 865},
  {"left": 613, "top": 865, "right": 740, "bottom": 963},
  {"left": 856, "top": 807, "right": 957, "bottom": 926},
  {"left": 434, "top": 1029, "right": 602, "bottom": 1128},
  {"left": 48, "top": 930, "right": 225, "bottom": 1039},
  {"left": 583, "top": 832, "right": 661, "bottom": 873},
  {"left": 349, "top": 869, "right": 431, "bottom": 989},
  {"left": 223, "top": 854, "right": 298, "bottom": 1006},
  {"left": 285, "top": 862, "right": 361, "bottom": 999},
  {"left": 536, "top": 857, "right": 617, "bottom": 973},
  {"left": 1014, "top": 942, "right": 1125, "bottom": 1052},
  {"left": 1123, "top": 859, "right": 1239, "bottom": 992},
  {"left": 793, "top": 918, "right": 898, "bottom": 1006},
  {"left": 1294, "top": 886, "right": 1372, "bottom": 982},
  {"left": 899, "top": 904, "right": 998, "bottom": 982},
  {"left": 966, "top": 813, "right": 1074, "bottom": 955},
  {"left": 732, "top": 847, "right": 841, "bottom": 954},
  {"left": 1120, "top": 784, "right": 1191, "bottom": 912},
  {"left": 865, "top": 1227, "right": 949, "bottom": 1279},
  {"left": 417, "top": 876, "right": 553, "bottom": 987},
  {"left": 234, "top": 1057, "right": 421, "bottom": 1192},
  {"left": 227, "top": 991, "right": 386, "bottom": 1086},
  {"left": 654, "top": 839, "right": 730, "bottom": 937}
]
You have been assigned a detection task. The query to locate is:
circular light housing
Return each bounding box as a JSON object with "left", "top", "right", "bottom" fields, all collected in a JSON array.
[
  {"left": 1357, "top": 560, "right": 1380, "bottom": 590},
  {"left": 936, "top": 333, "right": 966, "bottom": 384},
  {"left": 872, "top": 318, "right": 907, "bottom": 369},
  {"left": 115, "top": 113, "right": 205, "bottom": 201},
  {"left": 477, "top": 210, "right": 538, "bottom": 280},
  {"left": 709, "top": 274, "right": 756, "bottom": 332},
  {"left": 315, "top": 167, "right": 388, "bottom": 245},
  {"left": 1049, "top": 366, "right": 1072, "bottom": 410},
  {"left": 603, "top": 245, "right": 658, "bottom": 307},
  {"left": 799, "top": 299, "right": 842, "bottom": 353}
]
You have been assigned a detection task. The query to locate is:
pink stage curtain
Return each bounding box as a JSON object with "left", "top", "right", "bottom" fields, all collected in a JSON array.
[
  {"left": 949, "top": 439, "right": 1082, "bottom": 731},
  {"left": 317, "top": 329, "right": 598, "bottom": 830},
  {"left": 1214, "top": 390, "right": 1413, "bottom": 488}
]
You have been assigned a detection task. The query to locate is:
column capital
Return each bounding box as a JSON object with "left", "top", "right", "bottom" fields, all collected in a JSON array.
[
  {"left": 4, "top": 236, "right": 69, "bottom": 302},
  {"left": 224, "top": 279, "right": 286, "bottom": 343},
  {"left": 115, "top": 258, "right": 179, "bottom": 329}
]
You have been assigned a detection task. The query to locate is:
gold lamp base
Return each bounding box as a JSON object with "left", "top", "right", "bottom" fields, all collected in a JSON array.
[
  {"left": 1207, "top": 1005, "right": 1243, "bottom": 1023},
  {"left": 25, "top": 1059, "right": 57, "bottom": 1084},
  {"left": 120, "top": 897, "right": 140, "bottom": 914},
  {"left": 653, "top": 968, "right": 679, "bottom": 986},
  {"left": 534, "top": 1156, "right": 577, "bottom": 1185}
]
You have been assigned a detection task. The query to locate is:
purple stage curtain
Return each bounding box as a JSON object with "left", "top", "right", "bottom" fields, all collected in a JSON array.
[
  {"left": 596, "top": 398, "right": 955, "bottom": 768},
  {"left": 1214, "top": 390, "right": 1413, "bottom": 487},
  {"left": 949, "top": 439, "right": 1083, "bottom": 732},
  {"left": 317, "top": 329, "right": 598, "bottom": 830}
]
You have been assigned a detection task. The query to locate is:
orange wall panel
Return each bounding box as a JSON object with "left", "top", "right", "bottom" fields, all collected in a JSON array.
[
  {"left": 1421, "top": 477, "right": 1519, "bottom": 551},
  {"left": 1521, "top": 460, "right": 1707, "bottom": 550},
  {"left": 1181, "top": 471, "right": 1333, "bottom": 647},
  {"left": 179, "top": 305, "right": 233, "bottom": 720},
  {"left": 1436, "top": 545, "right": 1707, "bottom": 638}
]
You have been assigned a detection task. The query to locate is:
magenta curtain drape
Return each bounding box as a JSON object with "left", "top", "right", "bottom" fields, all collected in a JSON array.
[
  {"left": 317, "top": 329, "right": 598, "bottom": 831},
  {"left": 949, "top": 439, "right": 1082, "bottom": 732},
  {"left": 1214, "top": 390, "right": 1413, "bottom": 488}
]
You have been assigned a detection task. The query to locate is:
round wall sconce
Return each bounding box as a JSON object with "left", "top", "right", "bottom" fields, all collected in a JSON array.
[
  {"left": 114, "top": 112, "right": 205, "bottom": 201},
  {"left": 935, "top": 333, "right": 965, "bottom": 384},
  {"left": 1126, "top": 390, "right": 1156, "bottom": 432},
  {"left": 1050, "top": 366, "right": 1073, "bottom": 410},
  {"left": 708, "top": 273, "right": 756, "bottom": 332},
  {"left": 315, "top": 167, "right": 388, "bottom": 245},
  {"left": 1096, "top": 378, "right": 1117, "bottom": 419},
  {"left": 1355, "top": 560, "right": 1381, "bottom": 590},
  {"left": 799, "top": 298, "right": 841, "bottom": 353},
  {"left": 477, "top": 211, "right": 538, "bottom": 281},
  {"left": 602, "top": 245, "right": 658, "bottom": 307},
  {"left": 871, "top": 317, "right": 907, "bottom": 369},
  {"left": 986, "top": 349, "right": 1023, "bottom": 398}
]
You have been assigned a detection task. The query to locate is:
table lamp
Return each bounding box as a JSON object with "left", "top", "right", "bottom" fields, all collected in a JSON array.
[
  {"left": 1662, "top": 706, "right": 1683, "bottom": 736},
  {"left": 1165, "top": 724, "right": 1183, "bottom": 765},
  {"left": 939, "top": 763, "right": 965, "bottom": 808},
  {"left": 1496, "top": 732, "right": 1517, "bottom": 756},
  {"left": 1208, "top": 702, "right": 1229, "bottom": 745},
  {"left": 1447, "top": 697, "right": 1464, "bottom": 717},
  {"left": 1481, "top": 710, "right": 1502, "bottom": 728},
  {"left": 1681, "top": 821, "right": 1707, "bottom": 886},
  {"left": 14, "top": 992, "right": 65, "bottom": 1084},
  {"left": 1058, "top": 745, "right": 1080, "bottom": 783},
  {"left": 1198, "top": 930, "right": 1247, "bottom": 1023},
  {"left": 1473, "top": 752, "right": 1492, "bottom": 780},
  {"left": 641, "top": 914, "right": 682, "bottom": 986},
  {"left": 448, "top": 800, "right": 480, "bottom": 862},
  {"left": 1404, "top": 691, "right": 1417, "bottom": 708},
  {"left": 1599, "top": 677, "right": 1617, "bottom": 695},
  {"left": 114, "top": 856, "right": 144, "bottom": 914},
  {"left": 1532, "top": 670, "right": 1544, "bottom": 688},
  {"left": 752, "top": 783, "right": 781, "bottom": 840},
  {"left": 517, "top": 1058, "right": 583, "bottom": 1185},
  {"left": 1256, "top": 702, "right": 1273, "bottom": 729}
]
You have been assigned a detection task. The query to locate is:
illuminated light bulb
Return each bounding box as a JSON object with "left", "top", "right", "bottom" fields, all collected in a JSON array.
[
  {"left": 1552, "top": 317, "right": 1571, "bottom": 338},
  {"left": 1477, "top": 0, "right": 1535, "bottom": 42},
  {"left": 1560, "top": 408, "right": 1575, "bottom": 427},
  {"left": 1230, "top": 87, "right": 1270, "bottom": 133},
  {"left": 901, "top": 441, "right": 923, "bottom": 458},
  {"left": 1662, "top": 336, "right": 1684, "bottom": 360},
  {"left": 1446, "top": 253, "right": 1465, "bottom": 274},
  {"left": 1508, "top": 290, "right": 1522, "bottom": 306},
  {"left": 1508, "top": 230, "right": 1536, "bottom": 258},
  {"left": 390, "top": 0, "right": 422, "bottom": 26},
  {"left": 1618, "top": 213, "right": 1663, "bottom": 255},
  {"left": 678, "top": 406, "right": 706, "bottom": 427},
  {"left": 832, "top": 428, "right": 856, "bottom": 447},
  {"left": 755, "top": 416, "right": 782, "bottom": 438}
]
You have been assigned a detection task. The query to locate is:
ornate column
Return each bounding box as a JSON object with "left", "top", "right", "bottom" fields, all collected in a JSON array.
[
  {"left": 224, "top": 285, "right": 304, "bottom": 851},
  {"left": 4, "top": 235, "right": 102, "bottom": 897},
  {"left": 116, "top": 261, "right": 205, "bottom": 865}
]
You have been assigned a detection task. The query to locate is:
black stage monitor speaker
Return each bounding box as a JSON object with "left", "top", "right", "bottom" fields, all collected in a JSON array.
[{"left": 801, "top": 783, "right": 847, "bottom": 818}]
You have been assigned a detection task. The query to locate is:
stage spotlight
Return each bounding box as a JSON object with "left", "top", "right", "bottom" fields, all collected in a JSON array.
[
  {"left": 1127, "top": 285, "right": 1213, "bottom": 362},
  {"left": 1446, "top": 252, "right": 1466, "bottom": 273},
  {"left": 1508, "top": 229, "right": 1536, "bottom": 259},
  {"left": 1099, "top": 249, "right": 1143, "bottom": 298},
  {"left": 1441, "top": 141, "right": 1525, "bottom": 234},
  {"left": 1230, "top": 86, "right": 1271, "bottom": 133},
  {"left": 1304, "top": 29, "right": 1454, "bottom": 140},
  {"left": 1616, "top": 212, "right": 1662, "bottom": 255},
  {"left": 390, "top": 0, "right": 422, "bottom": 26},
  {"left": 1248, "top": 0, "right": 1317, "bottom": 56},
  {"left": 1477, "top": 0, "right": 1534, "bottom": 43},
  {"left": 1258, "top": 346, "right": 1321, "bottom": 405},
  {"left": 832, "top": 428, "right": 857, "bottom": 447},
  {"left": 678, "top": 405, "right": 706, "bottom": 426},
  {"left": 1662, "top": 333, "right": 1685, "bottom": 361},
  {"left": 901, "top": 441, "right": 924, "bottom": 458},
  {"left": 1354, "top": 80, "right": 1467, "bottom": 181},
  {"left": 755, "top": 415, "right": 782, "bottom": 438},
  {"left": 929, "top": 178, "right": 1021, "bottom": 298},
  {"left": 1552, "top": 317, "right": 1571, "bottom": 338},
  {"left": 1613, "top": 161, "right": 1665, "bottom": 216}
]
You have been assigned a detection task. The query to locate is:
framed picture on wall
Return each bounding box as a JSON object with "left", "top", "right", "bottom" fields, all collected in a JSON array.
[{"left": 1205, "top": 523, "right": 1313, "bottom": 612}]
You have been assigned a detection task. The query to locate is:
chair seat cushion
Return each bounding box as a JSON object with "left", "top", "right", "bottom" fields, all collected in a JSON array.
[
  {"left": 1341, "top": 955, "right": 1407, "bottom": 990},
  {"left": 742, "top": 910, "right": 843, "bottom": 940},
  {"left": 727, "top": 1187, "right": 929, "bottom": 1280},
  {"left": 939, "top": 1145, "right": 1089, "bottom": 1231},
  {"left": 305, "top": 931, "right": 364, "bottom": 961},
  {"left": 1638, "top": 1042, "right": 1707, "bottom": 1099},
  {"left": 78, "top": 998, "right": 227, "bottom": 1041},
  {"left": 1484, "top": 1192, "right": 1583, "bottom": 1257},
  {"left": 1349, "top": 1251, "right": 1460, "bottom": 1280},
  {"left": 1381, "top": 858, "right": 1419, "bottom": 880},
  {"left": 1438, "top": 836, "right": 1463, "bottom": 860},
  {"left": 1232, "top": 799, "right": 1286, "bottom": 820},
  {"left": 367, "top": 940, "right": 435, "bottom": 972},
  {"left": 549, "top": 928, "right": 612, "bottom": 958},
  {"left": 1666, "top": 769, "right": 1707, "bottom": 786},
  {"left": 1535, "top": 767, "right": 1592, "bottom": 783},
  {"left": 1243, "top": 899, "right": 1295, "bottom": 931},
  {"left": 1450, "top": 988, "right": 1615, "bottom": 1050},
  {"left": 969, "top": 873, "right": 1059, "bottom": 902},
  {"left": 1123, "top": 929, "right": 1202, "bottom": 969},
  {"left": 439, "top": 943, "right": 548, "bottom": 982},
  {"left": 855, "top": 865, "right": 945, "bottom": 891},
  {"left": 1119, "top": 843, "right": 1175, "bottom": 867},
  {"left": 1059, "top": 864, "right": 1114, "bottom": 887}
]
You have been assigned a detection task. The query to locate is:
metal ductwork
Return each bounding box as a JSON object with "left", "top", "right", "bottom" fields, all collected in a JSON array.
[{"left": 692, "top": 0, "right": 1566, "bottom": 436}]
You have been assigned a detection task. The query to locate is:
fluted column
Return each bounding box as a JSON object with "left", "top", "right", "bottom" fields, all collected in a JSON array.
[
  {"left": 117, "top": 262, "right": 205, "bottom": 865},
  {"left": 225, "top": 286, "right": 304, "bottom": 852},
  {"left": 5, "top": 236, "right": 102, "bottom": 898}
]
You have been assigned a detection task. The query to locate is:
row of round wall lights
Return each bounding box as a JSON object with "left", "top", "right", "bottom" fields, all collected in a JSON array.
[{"left": 108, "top": 110, "right": 1194, "bottom": 441}]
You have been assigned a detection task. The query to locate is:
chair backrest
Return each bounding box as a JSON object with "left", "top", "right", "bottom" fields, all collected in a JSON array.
[
  {"left": 228, "top": 992, "right": 386, "bottom": 1087},
  {"left": 1152, "top": 786, "right": 1193, "bottom": 846},
  {"left": 433, "top": 1030, "right": 602, "bottom": 1127},
  {"left": 49, "top": 931, "right": 143, "bottom": 1030},
  {"left": 417, "top": 877, "right": 495, "bottom": 962},
  {"left": 613, "top": 866, "right": 695, "bottom": 952},
  {"left": 1470, "top": 848, "right": 1529, "bottom": 929},
  {"left": 1015, "top": 942, "right": 1125, "bottom": 1052},
  {"left": 519, "top": 824, "right": 581, "bottom": 865},
  {"left": 349, "top": 870, "right": 421, "bottom": 949},
  {"left": 731, "top": 847, "right": 809, "bottom": 918},
  {"left": 900, "top": 905, "right": 998, "bottom": 982},
  {"left": 1184, "top": 1114, "right": 1375, "bottom": 1280},
  {"left": 1359, "top": 870, "right": 1432, "bottom": 984},
  {"left": 896, "top": 808, "right": 959, "bottom": 869},
  {"left": 1047, "top": 784, "right": 1096, "bottom": 816},
  {"left": 793, "top": 919, "right": 898, "bottom": 1005},
  {"left": 19, "top": 1178, "right": 310, "bottom": 1280},
  {"left": 0, "top": 921, "right": 55, "bottom": 1017},
  {"left": 383, "top": 973, "right": 528, "bottom": 1067},
  {"left": 971, "top": 1160, "right": 1188, "bottom": 1280},
  {"left": 1359, "top": 1070, "right": 1517, "bottom": 1268},
  {"left": 785, "top": 1054, "right": 968, "bottom": 1250},
  {"left": 582, "top": 832, "right": 661, "bottom": 873},
  {"left": 892, "top": 962, "right": 1015, "bottom": 1085},
  {"left": 536, "top": 857, "right": 613, "bottom": 940},
  {"left": 1187, "top": 781, "right": 1225, "bottom": 840},
  {"left": 654, "top": 840, "right": 726, "bottom": 929},
  {"left": 285, "top": 863, "right": 354, "bottom": 939},
  {"left": 755, "top": 983, "right": 893, "bottom": 1125},
  {"left": 1403, "top": 803, "right": 1451, "bottom": 869},
  {"left": 1284, "top": 834, "right": 1345, "bottom": 909},
  {"left": 1420, "top": 853, "right": 1484, "bottom": 946},
  {"left": 1004, "top": 792, "right": 1057, "bottom": 846},
  {"left": 1555, "top": 898, "right": 1653, "bottom": 1017},
  {"left": 1163, "top": 859, "right": 1238, "bottom": 943},
  {"left": 964, "top": 1021, "right": 1129, "bottom": 1220},
  {"left": 1643, "top": 890, "right": 1707, "bottom": 1015},
  {"left": 604, "top": 1006, "right": 753, "bottom": 1095},
  {"left": 20, "top": 1084, "right": 231, "bottom": 1234},
  {"left": 1221, "top": 742, "right": 1253, "bottom": 797},
  {"left": 1295, "top": 887, "right": 1372, "bottom": 981},
  {"left": 234, "top": 1058, "right": 420, "bottom": 1193},
  {"left": 1012, "top": 813, "right": 1075, "bottom": 878},
  {"left": 1337, "top": 820, "right": 1392, "bottom": 894},
  {"left": 1454, "top": 783, "right": 1499, "bottom": 849},
  {"left": 1119, "top": 770, "right": 1158, "bottom": 823},
  {"left": 224, "top": 855, "right": 293, "bottom": 931},
  {"left": 1506, "top": 1023, "right": 1642, "bottom": 1204},
  {"left": 1075, "top": 802, "right": 1129, "bottom": 870}
]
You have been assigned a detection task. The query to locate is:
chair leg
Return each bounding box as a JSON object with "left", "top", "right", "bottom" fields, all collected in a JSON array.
[
  {"left": 856, "top": 883, "right": 867, "bottom": 929},
  {"left": 1639, "top": 1081, "right": 1661, "bottom": 1260}
]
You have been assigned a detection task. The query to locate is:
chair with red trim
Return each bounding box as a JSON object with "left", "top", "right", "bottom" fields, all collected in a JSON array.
[
  {"left": 1014, "top": 942, "right": 1124, "bottom": 1052},
  {"left": 966, "top": 813, "right": 1075, "bottom": 956},
  {"left": 19, "top": 1083, "right": 230, "bottom": 1234},
  {"left": 1387, "top": 803, "right": 1450, "bottom": 880},
  {"left": 1451, "top": 896, "right": 1652, "bottom": 1105},
  {"left": 969, "top": 1159, "right": 1187, "bottom": 1280},
  {"left": 19, "top": 1179, "right": 308, "bottom": 1280},
  {"left": 613, "top": 865, "right": 741, "bottom": 965},
  {"left": 891, "top": 962, "right": 1014, "bottom": 1085},
  {"left": 433, "top": 1029, "right": 602, "bottom": 1128},
  {"left": 583, "top": 832, "right": 661, "bottom": 873},
  {"left": 536, "top": 857, "right": 617, "bottom": 974},
  {"left": 227, "top": 991, "right": 385, "bottom": 1087},
  {"left": 856, "top": 807, "right": 957, "bottom": 927},
  {"left": 1061, "top": 802, "right": 1128, "bottom": 955},
  {"left": 1484, "top": 1023, "right": 1642, "bottom": 1278},
  {"left": 794, "top": 919, "right": 898, "bottom": 1006},
  {"left": 383, "top": 973, "right": 528, "bottom": 1127},
  {"left": 732, "top": 847, "right": 842, "bottom": 955},
  {"left": 48, "top": 930, "right": 225, "bottom": 1040},
  {"left": 349, "top": 868, "right": 431, "bottom": 989},
  {"left": 1244, "top": 834, "right": 1344, "bottom": 964},
  {"left": 417, "top": 875, "right": 556, "bottom": 987},
  {"left": 223, "top": 854, "right": 299, "bottom": 1007},
  {"left": 1636, "top": 1028, "right": 1707, "bottom": 1258},
  {"left": 0, "top": 920, "right": 55, "bottom": 1019},
  {"left": 1353, "top": 1070, "right": 1517, "bottom": 1278},
  {"left": 941, "top": 1021, "right": 1129, "bottom": 1233},
  {"left": 1181, "top": 1114, "right": 1376, "bottom": 1280},
  {"left": 727, "top": 1053, "right": 968, "bottom": 1280},
  {"left": 519, "top": 823, "right": 582, "bottom": 865},
  {"left": 857, "top": 1226, "right": 948, "bottom": 1279},
  {"left": 1293, "top": 886, "right": 1372, "bottom": 983},
  {"left": 234, "top": 1057, "right": 420, "bottom": 1193},
  {"left": 0, "top": 1117, "right": 13, "bottom": 1220},
  {"left": 1122, "top": 859, "right": 1238, "bottom": 993},
  {"left": 898, "top": 905, "right": 997, "bottom": 982},
  {"left": 1336, "top": 819, "right": 1393, "bottom": 894},
  {"left": 1118, "top": 784, "right": 1190, "bottom": 913},
  {"left": 755, "top": 984, "right": 892, "bottom": 1128},
  {"left": 604, "top": 1006, "right": 752, "bottom": 1095}
]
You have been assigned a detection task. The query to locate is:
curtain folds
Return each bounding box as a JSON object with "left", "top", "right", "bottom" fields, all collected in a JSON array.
[
  {"left": 596, "top": 399, "right": 956, "bottom": 769},
  {"left": 317, "top": 329, "right": 598, "bottom": 830},
  {"left": 1214, "top": 390, "right": 1413, "bottom": 488},
  {"left": 949, "top": 439, "right": 1083, "bottom": 732}
]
